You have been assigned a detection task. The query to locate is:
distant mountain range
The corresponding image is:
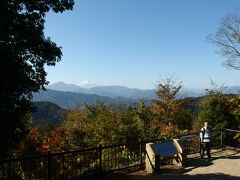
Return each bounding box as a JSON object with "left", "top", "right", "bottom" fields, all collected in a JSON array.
[
  {"left": 47, "top": 81, "right": 240, "bottom": 99},
  {"left": 47, "top": 81, "right": 157, "bottom": 99},
  {"left": 33, "top": 89, "right": 140, "bottom": 109},
  {"left": 31, "top": 82, "right": 240, "bottom": 129},
  {"left": 32, "top": 82, "right": 240, "bottom": 109},
  {"left": 30, "top": 96, "right": 203, "bottom": 130}
]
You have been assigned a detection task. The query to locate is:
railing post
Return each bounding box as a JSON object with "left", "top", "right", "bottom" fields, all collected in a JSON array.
[
  {"left": 140, "top": 139, "right": 143, "bottom": 165},
  {"left": 199, "top": 137, "right": 201, "bottom": 154},
  {"left": 221, "top": 129, "right": 223, "bottom": 150},
  {"left": 48, "top": 150, "right": 51, "bottom": 180},
  {"left": 99, "top": 144, "right": 102, "bottom": 175},
  {"left": 227, "top": 129, "right": 229, "bottom": 147}
]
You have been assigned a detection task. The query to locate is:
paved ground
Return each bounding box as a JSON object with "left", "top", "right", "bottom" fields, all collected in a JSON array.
[{"left": 108, "top": 149, "right": 240, "bottom": 180}]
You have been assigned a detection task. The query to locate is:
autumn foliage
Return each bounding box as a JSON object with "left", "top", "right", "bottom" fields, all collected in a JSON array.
[
  {"left": 150, "top": 78, "right": 193, "bottom": 136},
  {"left": 16, "top": 125, "right": 71, "bottom": 156},
  {"left": 62, "top": 100, "right": 153, "bottom": 148},
  {"left": 12, "top": 80, "right": 240, "bottom": 158}
]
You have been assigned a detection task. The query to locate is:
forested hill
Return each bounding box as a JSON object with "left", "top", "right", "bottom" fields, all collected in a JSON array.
[
  {"left": 31, "top": 97, "right": 204, "bottom": 129},
  {"left": 183, "top": 96, "right": 203, "bottom": 113},
  {"left": 31, "top": 92, "right": 238, "bottom": 130},
  {"left": 182, "top": 94, "right": 237, "bottom": 114},
  {"left": 33, "top": 89, "right": 238, "bottom": 111},
  {"left": 32, "top": 89, "right": 140, "bottom": 109},
  {"left": 31, "top": 101, "right": 65, "bottom": 129}
]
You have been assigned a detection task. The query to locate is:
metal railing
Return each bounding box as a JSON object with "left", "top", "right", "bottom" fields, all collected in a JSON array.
[
  {"left": 223, "top": 129, "right": 240, "bottom": 150},
  {"left": 1, "top": 129, "right": 239, "bottom": 179}
]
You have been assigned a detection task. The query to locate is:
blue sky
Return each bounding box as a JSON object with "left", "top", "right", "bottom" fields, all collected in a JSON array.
[{"left": 44, "top": 0, "right": 240, "bottom": 89}]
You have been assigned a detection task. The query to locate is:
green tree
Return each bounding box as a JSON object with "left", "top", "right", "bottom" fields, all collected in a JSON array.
[
  {"left": 199, "top": 93, "right": 237, "bottom": 130},
  {"left": 227, "top": 96, "right": 240, "bottom": 129},
  {"left": 120, "top": 106, "right": 144, "bottom": 142},
  {"left": 63, "top": 101, "right": 125, "bottom": 148},
  {"left": 0, "top": 0, "right": 74, "bottom": 157},
  {"left": 62, "top": 100, "right": 152, "bottom": 149},
  {"left": 134, "top": 99, "right": 154, "bottom": 139}
]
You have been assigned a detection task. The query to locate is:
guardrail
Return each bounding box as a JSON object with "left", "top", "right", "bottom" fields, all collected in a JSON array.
[
  {"left": 1, "top": 129, "right": 239, "bottom": 179},
  {"left": 224, "top": 129, "right": 240, "bottom": 150}
]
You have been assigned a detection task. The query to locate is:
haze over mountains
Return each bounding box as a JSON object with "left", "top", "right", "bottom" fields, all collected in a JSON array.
[
  {"left": 32, "top": 81, "right": 240, "bottom": 109},
  {"left": 46, "top": 81, "right": 211, "bottom": 99},
  {"left": 32, "top": 89, "right": 140, "bottom": 109},
  {"left": 47, "top": 81, "right": 240, "bottom": 97},
  {"left": 46, "top": 81, "right": 156, "bottom": 99},
  {"left": 31, "top": 82, "right": 240, "bottom": 126}
]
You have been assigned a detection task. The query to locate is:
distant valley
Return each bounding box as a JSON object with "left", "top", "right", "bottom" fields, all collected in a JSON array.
[
  {"left": 33, "top": 89, "right": 141, "bottom": 109},
  {"left": 31, "top": 95, "right": 204, "bottom": 129},
  {"left": 46, "top": 81, "right": 207, "bottom": 100},
  {"left": 46, "top": 81, "right": 157, "bottom": 99},
  {"left": 31, "top": 101, "right": 65, "bottom": 128},
  {"left": 31, "top": 81, "right": 240, "bottom": 129},
  {"left": 31, "top": 82, "right": 240, "bottom": 109},
  {"left": 46, "top": 81, "right": 240, "bottom": 99}
]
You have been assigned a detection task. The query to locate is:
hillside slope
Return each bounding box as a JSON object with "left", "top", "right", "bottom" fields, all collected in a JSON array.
[
  {"left": 33, "top": 89, "right": 139, "bottom": 109},
  {"left": 31, "top": 101, "right": 65, "bottom": 128}
]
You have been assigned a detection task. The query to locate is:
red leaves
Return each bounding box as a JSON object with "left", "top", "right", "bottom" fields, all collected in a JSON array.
[
  {"left": 45, "top": 127, "right": 70, "bottom": 152},
  {"left": 17, "top": 125, "right": 71, "bottom": 155}
]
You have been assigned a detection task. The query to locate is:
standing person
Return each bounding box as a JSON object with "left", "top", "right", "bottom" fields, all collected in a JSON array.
[{"left": 200, "top": 122, "right": 212, "bottom": 159}]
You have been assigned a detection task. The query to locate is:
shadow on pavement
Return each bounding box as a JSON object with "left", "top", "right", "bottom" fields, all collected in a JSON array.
[
  {"left": 105, "top": 173, "right": 240, "bottom": 180},
  {"left": 102, "top": 150, "right": 240, "bottom": 180}
]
